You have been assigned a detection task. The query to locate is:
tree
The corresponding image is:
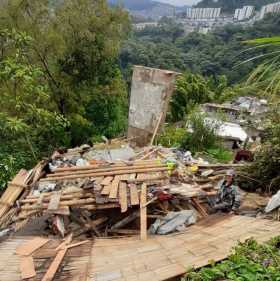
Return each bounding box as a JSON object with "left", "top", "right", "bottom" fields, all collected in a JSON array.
[
  {"left": 0, "top": 0, "right": 130, "bottom": 145},
  {"left": 0, "top": 30, "right": 69, "bottom": 189},
  {"left": 168, "top": 72, "right": 228, "bottom": 122},
  {"left": 0, "top": 0, "right": 131, "bottom": 188}
]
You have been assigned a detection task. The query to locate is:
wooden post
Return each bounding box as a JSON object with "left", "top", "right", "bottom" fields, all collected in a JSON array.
[
  {"left": 150, "top": 112, "right": 163, "bottom": 146},
  {"left": 140, "top": 183, "right": 147, "bottom": 240}
]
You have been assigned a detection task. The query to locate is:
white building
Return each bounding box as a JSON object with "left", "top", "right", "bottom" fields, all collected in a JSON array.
[
  {"left": 133, "top": 22, "right": 158, "bottom": 30},
  {"left": 234, "top": 6, "right": 254, "bottom": 21},
  {"left": 185, "top": 8, "right": 221, "bottom": 19},
  {"left": 260, "top": 1, "right": 280, "bottom": 19}
]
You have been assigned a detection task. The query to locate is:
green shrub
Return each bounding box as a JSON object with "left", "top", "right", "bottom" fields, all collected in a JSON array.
[
  {"left": 180, "top": 112, "right": 221, "bottom": 153},
  {"left": 241, "top": 105, "right": 280, "bottom": 192},
  {"left": 0, "top": 152, "right": 32, "bottom": 191},
  {"left": 205, "top": 147, "right": 234, "bottom": 163},
  {"left": 157, "top": 126, "right": 186, "bottom": 148},
  {"left": 183, "top": 237, "right": 280, "bottom": 281}
]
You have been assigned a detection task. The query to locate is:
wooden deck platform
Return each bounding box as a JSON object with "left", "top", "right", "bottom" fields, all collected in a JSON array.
[
  {"left": 88, "top": 215, "right": 280, "bottom": 281},
  {"left": 1, "top": 215, "right": 280, "bottom": 281}
]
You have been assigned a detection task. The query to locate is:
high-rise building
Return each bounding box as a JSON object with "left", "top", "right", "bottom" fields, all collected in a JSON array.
[
  {"left": 260, "top": 1, "right": 280, "bottom": 19},
  {"left": 234, "top": 6, "right": 254, "bottom": 21},
  {"left": 185, "top": 8, "right": 221, "bottom": 20}
]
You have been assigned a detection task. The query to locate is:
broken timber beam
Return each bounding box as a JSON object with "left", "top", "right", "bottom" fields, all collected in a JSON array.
[
  {"left": 50, "top": 163, "right": 166, "bottom": 177},
  {"left": 47, "top": 164, "right": 168, "bottom": 178},
  {"left": 41, "top": 167, "right": 170, "bottom": 182},
  {"left": 195, "top": 164, "right": 245, "bottom": 169},
  {"left": 111, "top": 211, "right": 139, "bottom": 230},
  {"left": 140, "top": 183, "right": 147, "bottom": 241}
]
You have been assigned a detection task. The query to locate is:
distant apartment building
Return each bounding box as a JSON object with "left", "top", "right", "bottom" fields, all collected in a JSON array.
[
  {"left": 133, "top": 22, "right": 158, "bottom": 30},
  {"left": 259, "top": 1, "right": 280, "bottom": 19},
  {"left": 234, "top": 6, "right": 255, "bottom": 21},
  {"left": 185, "top": 8, "right": 221, "bottom": 19}
]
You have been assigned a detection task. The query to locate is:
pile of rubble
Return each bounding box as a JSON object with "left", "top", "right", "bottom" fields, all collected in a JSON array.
[{"left": 0, "top": 140, "right": 244, "bottom": 239}]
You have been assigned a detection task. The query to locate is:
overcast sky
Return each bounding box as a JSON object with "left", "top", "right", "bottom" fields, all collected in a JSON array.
[{"left": 156, "top": 0, "right": 201, "bottom": 6}]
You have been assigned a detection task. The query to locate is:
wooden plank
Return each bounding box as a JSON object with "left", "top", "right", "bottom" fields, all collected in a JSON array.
[
  {"left": 192, "top": 198, "right": 208, "bottom": 217},
  {"left": 37, "top": 193, "right": 45, "bottom": 206},
  {"left": 109, "top": 179, "right": 120, "bottom": 199},
  {"left": 0, "top": 169, "right": 29, "bottom": 220},
  {"left": 67, "top": 240, "right": 90, "bottom": 249},
  {"left": 140, "top": 183, "right": 147, "bottom": 240},
  {"left": 107, "top": 229, "right": 139, "bottom": 235},
  {"left": 46, "top": 207, "right": 70, "bottom": 216},
  {"left": 16, "top": 237, "right": 50, "bottom": 256},
  {"left": 94, "top": 177, "right": 104, "bottom": 185},
  {"left": 111, "top": 211, "right": 139, "bottom": 230},
  {"left": 119, "top": 174, "right": 136, "bottom": 180},
  {"left": 119, "top": 182, "right": 128, "bottom": 213},
  {"left": 129, "top": 184, "right": 139, "bottom": 206},
  {"left": 54, "top": 161, "right": 161, "bottom": 172},
  {"left": 197, "top": 164, "right": 245, "bottom": 169},
  {"left": 48, "top": 164, "right": 167, "bottom": 178},
  {"left": 100, "top": 177, "right": 113, "bottom": 186},
  {"left": 55, "top": 233, "right": 73, "bottom": 252},
  {"left": 20, "top": 256, "right": 36, "bottom": 279},
  {"left": 42, "top": 248, "right": 67, "bottom": 281},
  {"left": 150, "top": 112, "right": 164, "bottom": 145},
  {"left": 42, "top": 167, "right": 169, "bottom": 181},
  {"left": 101, "top": 183, "right": 112, "bottom": 195},
  {"left": 47, "top": 192, "right": 61, "bottom": 211},
  {"left": 140, "top": 147, "right": 160, "bottom": 160}
]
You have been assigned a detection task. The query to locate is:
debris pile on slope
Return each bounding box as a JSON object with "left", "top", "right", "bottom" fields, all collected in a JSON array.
[{"left": 0, "top": 141, "right": 245, "bottom": 239}]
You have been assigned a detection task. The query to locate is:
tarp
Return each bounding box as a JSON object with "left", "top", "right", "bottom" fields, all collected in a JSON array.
[
  {"left": 265, "top": 190, "right": 280, "bottom": 213},
  {"left": 149, "top": 210, "right": 196, "bottom": 235}
]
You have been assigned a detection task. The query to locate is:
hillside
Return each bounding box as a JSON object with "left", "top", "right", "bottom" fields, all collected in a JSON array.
[
  {"left": 108, "top": 0, "right": 188, "bottom": 18},
  {"left": 195, "top": 0, "right": 280, "bottom": 13},
  {"left": 108, "top": 0, "right": 157, "bottom": 10}
]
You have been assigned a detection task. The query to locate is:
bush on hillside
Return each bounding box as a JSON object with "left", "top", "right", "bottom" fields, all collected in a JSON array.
[{"left": 183, "top": 237, "right": 280, "bottom": 281}]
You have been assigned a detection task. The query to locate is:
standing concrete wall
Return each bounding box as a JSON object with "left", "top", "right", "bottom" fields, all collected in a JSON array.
[{"left": 128, "top": 66, "right": 178, "bottom": 147}]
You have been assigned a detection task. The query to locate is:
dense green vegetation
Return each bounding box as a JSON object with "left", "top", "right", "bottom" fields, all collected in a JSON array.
[
  {"left": 0, "top": 0, "right": 130, "bottom": 189},
  {"left": 120, "top": 15, "right": 280, "bottom": 84},
  {"left": 183, "top": 237, "right": 280, "bottom": 281},
  {"left": 195, "top": 0, "right": 280, "bottom": 13}
]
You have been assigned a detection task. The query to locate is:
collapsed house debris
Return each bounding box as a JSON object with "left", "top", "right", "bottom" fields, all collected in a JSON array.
[
  {"left": 203, "top": 117, "right": 249, "bottom": 148},
  {"left": 202, "top": 96, "right": 268, "bottom": 141},
  {"left": 0, "top": 142, "right": 243, "bottom": 240}
]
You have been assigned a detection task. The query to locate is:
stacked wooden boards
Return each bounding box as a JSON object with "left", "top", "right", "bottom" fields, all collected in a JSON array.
[
  {"left": 0, "top": 169, "right": 29, "bottom": 225},
  {"left": 41, "top": 160, "right": 170, "bottom": 181},
  {"left": 34, "top": 161, "right": 170, "bottom": 213},
  {"left": 14, "top": 161, "right": 172, "bottom": 232}
]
